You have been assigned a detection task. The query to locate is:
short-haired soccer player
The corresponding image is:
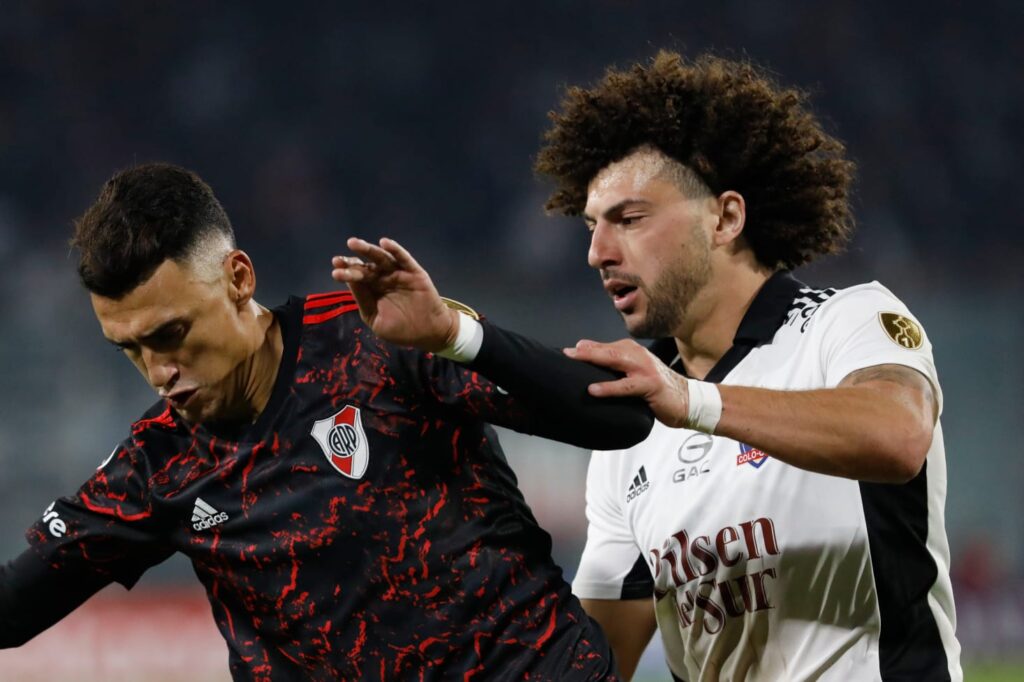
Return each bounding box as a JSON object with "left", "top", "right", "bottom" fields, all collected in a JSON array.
[
  {"left": 338, "top": 52, "right": 963, "bottom": 681},
  {"left": 0, "top": 163, "right": 655, "bottom": 680}
]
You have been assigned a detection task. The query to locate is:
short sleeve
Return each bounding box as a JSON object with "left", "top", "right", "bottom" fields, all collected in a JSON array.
[
  {"left": 815, "top": 283, "right": 942, "bottom": 412},
  {"left": 25, "top": 442, "right": 173, "bottom": 590},
  {"left": 573, "top": 450, "right": 653, "bottom": 600}
]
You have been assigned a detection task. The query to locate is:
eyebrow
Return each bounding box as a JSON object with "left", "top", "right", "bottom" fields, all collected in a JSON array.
[
  {"left": 583, "top": 198, "right": 654, "bottom": 222},
  {"left": 106, "top": 317, "right": 187, "bottom": 348}
]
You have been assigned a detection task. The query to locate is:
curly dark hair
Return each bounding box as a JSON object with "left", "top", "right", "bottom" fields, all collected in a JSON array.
[
  {"left": 535, "top": 51, "right": 856, "bottom": 269},
  {"left": 72, "top": 163, "right": 235, "bottom": 298}
]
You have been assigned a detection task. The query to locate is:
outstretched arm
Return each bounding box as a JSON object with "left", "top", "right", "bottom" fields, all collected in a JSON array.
[
  {"left": 566, "top": 339, "right": 937, "bottom": 483},
  {"left": 331, "top": 238, "right": 653, "bottom": 448},
  {"left": 0, "top": 549, "right": 111, "bottom": 647}
]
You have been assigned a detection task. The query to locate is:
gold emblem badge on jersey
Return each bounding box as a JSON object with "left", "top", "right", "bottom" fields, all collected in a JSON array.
[{"left": 878, "top": 312, "right": 923, "bottom": 349}]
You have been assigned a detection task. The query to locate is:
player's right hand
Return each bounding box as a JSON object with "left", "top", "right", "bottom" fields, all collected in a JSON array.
[{"left": 331, "top": 237, "right": 458, "bottom": 352}]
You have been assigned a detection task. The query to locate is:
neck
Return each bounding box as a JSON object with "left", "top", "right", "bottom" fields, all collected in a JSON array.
[
  {"left": 673, "top": 263, "right": 771, "bottom": 380},
  {"left": 237, "top": 303, "right": 283, "bottom": 422}
]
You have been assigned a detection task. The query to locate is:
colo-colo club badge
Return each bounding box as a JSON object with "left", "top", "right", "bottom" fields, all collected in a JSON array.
[{"left": 311, "top": 405, "right": 369, "bottom": 479}]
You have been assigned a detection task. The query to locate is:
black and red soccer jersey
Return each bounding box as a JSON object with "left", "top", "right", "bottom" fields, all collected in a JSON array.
[{"left": 1, "top": 292, "right": 653, "bottom": 680}]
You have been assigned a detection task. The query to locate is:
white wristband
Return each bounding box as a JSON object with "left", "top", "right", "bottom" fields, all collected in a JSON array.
[
  {"left": 437, "top": 311, "right": 484, "bottom": 363},
  {"left": 686, "top": 380, "right": 723, "bottom": 434}
]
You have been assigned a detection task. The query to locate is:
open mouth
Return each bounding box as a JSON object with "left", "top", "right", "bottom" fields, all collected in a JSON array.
[
  {"left": 610, "top": 284, "right": 639, "bottom": 310},
  {"left": 166, "top": 388, "right": 198, "bottom": 409}
]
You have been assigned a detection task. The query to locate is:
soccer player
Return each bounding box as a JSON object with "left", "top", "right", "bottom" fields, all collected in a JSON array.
[
  {"left": 339, "top": 52, "right": 964, "bottom": 681},
  {"left": 541, "top": 53, "right": 963, "bottom": 681},
  {"left": 0, "top": 163, "right": 655, "bottom": 680}
]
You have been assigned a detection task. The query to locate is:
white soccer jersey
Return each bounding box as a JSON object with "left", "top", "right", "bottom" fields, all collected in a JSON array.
[{"left": 573, "top": 273, "right": 962, "bottom": 682}]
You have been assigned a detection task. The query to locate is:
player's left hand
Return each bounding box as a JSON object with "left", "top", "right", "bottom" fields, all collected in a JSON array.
[
  {"left": 564, "top": 339, "right": 690, "bottom": 428},
  {"left": 331, "top": 237, "right": 458, "bottom": 351}
]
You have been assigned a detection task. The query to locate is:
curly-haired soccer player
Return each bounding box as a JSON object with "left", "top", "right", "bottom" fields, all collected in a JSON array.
[{"left": 544, "top": 51, "right": 962, "bottom": 682}]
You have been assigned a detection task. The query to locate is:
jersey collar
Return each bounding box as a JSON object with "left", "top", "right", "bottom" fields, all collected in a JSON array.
[{"left": 650, "top": 270, "right": 807, "bottom": 382}]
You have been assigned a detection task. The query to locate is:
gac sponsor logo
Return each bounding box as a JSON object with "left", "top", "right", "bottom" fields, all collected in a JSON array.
[
  {"left": 42, "top": 501, "right": 66, "bottom": 538},
  {"left": 674, "top": 433, "right": 713, "bottom": 483}
]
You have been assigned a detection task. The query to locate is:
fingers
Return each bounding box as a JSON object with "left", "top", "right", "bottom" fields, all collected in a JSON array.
[
  {"left": 331, "top": 237, "right": 401, "bottom": 284},
  {"left": 563, "top": 338, "right": 645, "bottom": 372},
  {"left": 331, "top": 237, "right": 428, "bottom": 284},
  {"left": 586, "top": 376, "right": 646, "bottom": 399},
  {"left": 378, "top": 237, "right": 424, "bottom": 273},
  {"left": 564, "top": 338, "right": 661, "bottom": 400},
  {"left": 347, "top": 237, "right": 399, "bottom": 270},
  {"left": 331, "top": 255, "right": 370, "bottom": 282}
]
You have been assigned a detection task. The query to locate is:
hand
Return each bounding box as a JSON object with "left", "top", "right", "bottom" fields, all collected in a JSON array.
[
  {"left": 331, "top": 237, "right": 459, "bottom": 351},
  {"left": 564, "top": 339, "right": 690, "bottom": 428}
]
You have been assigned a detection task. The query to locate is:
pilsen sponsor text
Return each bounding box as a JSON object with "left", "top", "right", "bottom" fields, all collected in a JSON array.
[{"left": 650, "top": 517, "right": 780, "bottom": 634}]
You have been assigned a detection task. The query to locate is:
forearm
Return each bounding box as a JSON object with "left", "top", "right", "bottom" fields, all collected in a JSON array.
[
  {"left": 0, "top": 549, "right": 109, "bottom": 647},
  {"left": 467, "top": 321, "right": 653, "bottom": 449},
  {"left": 715, "top": 383, "right": 933, "bottom": 482}
]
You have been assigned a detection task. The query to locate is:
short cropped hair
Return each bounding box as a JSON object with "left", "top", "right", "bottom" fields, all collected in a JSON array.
[
  {"left": 535, "top": 51, "right": 856, "bottom": 270},
  {"left": 72, "top": 163, "right": 236, "bottom": 298}
]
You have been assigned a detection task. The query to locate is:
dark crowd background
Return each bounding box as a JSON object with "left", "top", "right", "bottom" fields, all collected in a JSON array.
[{"left": 1, "top": 0, "right": 1021, "bottom": 665}]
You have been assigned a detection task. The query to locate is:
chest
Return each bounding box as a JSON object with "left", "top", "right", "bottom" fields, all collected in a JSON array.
[
  {"left": 614, "top": 339, "right": 867, "bottom": 575},
  {"left": 151, "top": 384, "right": 479, "bottom": 567}
]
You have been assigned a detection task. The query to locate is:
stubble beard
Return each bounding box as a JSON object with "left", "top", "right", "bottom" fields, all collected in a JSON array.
[{"left": 625, "top": 235, "right": 711, "bottom": 340}]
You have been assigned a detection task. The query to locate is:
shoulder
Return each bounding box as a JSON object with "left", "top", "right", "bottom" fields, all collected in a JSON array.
[
  {"left": 126, "top": 401, "right": 180, "bottom": 444},
  {"left": 811, "top": 281, "right": 926, "bottom": 340},
  {"left": 293, "top": 291, "right": 375, "bottom": 354},
  {"left": 96, "top": 401, "right": 181, "bottom": 474},
  {"left": 818, "top": 281, "right": 909, "bottom": 313},
  {"left": 292, "top": 291, "right": 421, "bottom": 381},
  {"left": 785, "top": 281, "right": 914, "bottom": 334},
  {"left": 298, "top": 291, "right": 362, "bottom": 329}
]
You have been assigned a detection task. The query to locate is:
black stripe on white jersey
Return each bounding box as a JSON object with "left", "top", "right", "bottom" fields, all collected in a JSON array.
[{"left": 861, "top": 464, "right": 951, "bottom": 680}]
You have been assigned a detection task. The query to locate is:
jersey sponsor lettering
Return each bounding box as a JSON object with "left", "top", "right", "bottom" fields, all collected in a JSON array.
[
  {"left": 41, "top": 501, "right": 66, "bottom": 538},
  {"left": 650, "top": 518, "right": 780, "bottom": 634},
  {"left": 674, "top": 433, "right": 713, "bottom": 483}
]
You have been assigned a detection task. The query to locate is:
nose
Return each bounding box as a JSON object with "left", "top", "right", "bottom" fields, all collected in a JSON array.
[
  {"left": 587, "top": 222, "right": 621, "bottom": 270},
  {"left": 142, "top": 349, "right": 179, "bottom": 391}
]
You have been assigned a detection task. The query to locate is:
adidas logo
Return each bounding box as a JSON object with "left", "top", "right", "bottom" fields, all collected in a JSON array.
[
  {"left": 626, "top": 466, "right": 650, "bottom": 503},
  {"left": 191, "top": 497, "right": 229, "bottom": 531}
]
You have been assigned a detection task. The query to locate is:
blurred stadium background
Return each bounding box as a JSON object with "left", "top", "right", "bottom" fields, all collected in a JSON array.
[{"left": 1, "top": 1, "right": 1020, "bottom": 679}]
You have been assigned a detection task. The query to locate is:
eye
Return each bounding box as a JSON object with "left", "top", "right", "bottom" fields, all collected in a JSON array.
[
  {"left": 114, "top": 343, "right": 141, "bottom": 358},
  {"left": 150, "top": 323, "right": 189, "bottom": 352}
]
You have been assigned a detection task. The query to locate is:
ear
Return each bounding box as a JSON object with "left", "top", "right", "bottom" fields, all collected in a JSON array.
[
  {"left": 711, "top": 191, "right": 746, "bottom": 247},
  {"left": 224, "top": 250, "right": 256, "bottom": 309}
]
